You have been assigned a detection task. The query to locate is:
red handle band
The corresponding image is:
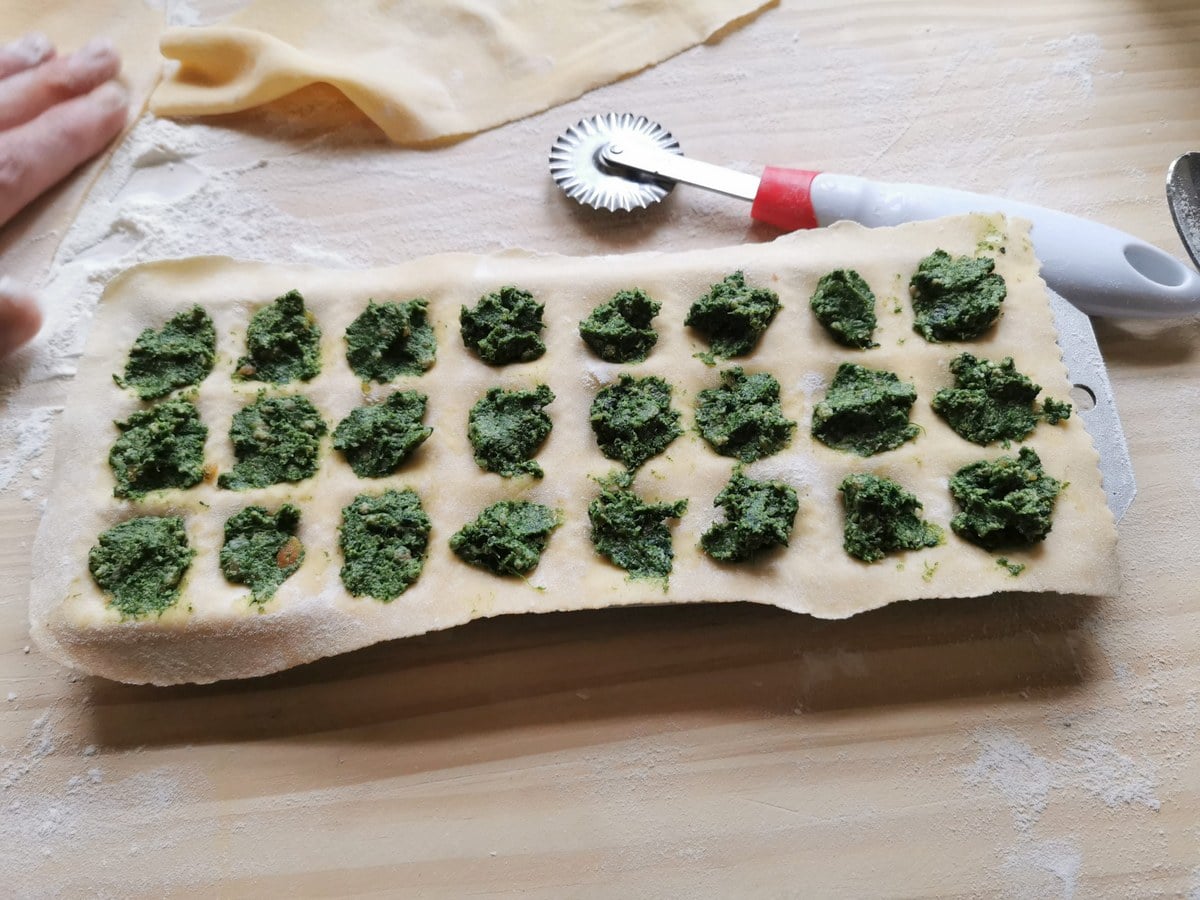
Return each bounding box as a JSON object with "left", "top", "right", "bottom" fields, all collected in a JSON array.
[{"left": 750, "top": 166, "right": 821, "bottom": 232}]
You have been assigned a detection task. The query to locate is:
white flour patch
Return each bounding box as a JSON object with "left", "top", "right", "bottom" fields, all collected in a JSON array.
[
  {"left": 964, "top": 728, "right": 1053, "bottom": 830},
  {"left": 0, "top": 407, "right": 57, "bottom": 494},
  {"left": 0, "top": 712, "right": 55, "bottom": 790},
  {"left": 1044, "top": 33, "right": 1104, "bottom": 95},
  {"left": 1003, "top": 837, "right": 1083, "bottom": 900},
  {"left": 1056, "top": 740, "right": 1160, "bottom": 810},
  {"left": 965, "top": 727, "right": 1160, "bottom": 832}
]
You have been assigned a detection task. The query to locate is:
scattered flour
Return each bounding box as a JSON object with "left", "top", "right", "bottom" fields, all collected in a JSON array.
[
  {"left": 964, "top": 729, "right": 1054, "bottom": 830},
  {"left": 965, "top": 727, "right": 1160, "bottom": 833},
  {"left": 0, "top": 710, "right": 218, "bottom": 896},
  {"left": 1003, "top": 837, "right": 1083, "bottom": 900},
  {"left": 1044, "top": 33, "right": 1104, "bottom": 95},
  {"left": 0, "top": 407, "right": 57, "bottom": 494}
]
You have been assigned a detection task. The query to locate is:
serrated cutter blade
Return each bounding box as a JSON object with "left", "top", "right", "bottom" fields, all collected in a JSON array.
[{"left": 548, "top": 113, "right": 682, "bottom": 212}]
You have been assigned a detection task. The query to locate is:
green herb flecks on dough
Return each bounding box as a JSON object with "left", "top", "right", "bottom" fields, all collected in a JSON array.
[
  {"left": 811, "top": 362, "right": 919, "bottom": 456},
  {"left": 997, "top": 557, "right": 1026, "bottom": 577},
  {"left": 218, "top": 393, "right": 326, "bottom": 490},
  {"left": 695, "top": 366, "right": 795, "bottom": 463},
  {"left": 685, "top": 270, "right": 781, "bottom": 362},
  {"left": 116, "top": 305, "right": 216, "bottom": 400},
  {"left": 588, "top": 487, "right": 687, "bottom": 581},
  {"left": 809, "top": 269, "right": 879, "bottom": 349},
  {"left": 220, "top": 504, "right": 304, "bottom": 604},
  {"left": 578, "top": 288, "right": 661, "bottom": 363},
  {"left": 949, "top": 446, "right": 1063, "bottom": 549},
  {"left": 109, "top": 397, "right": 207, "bottom": 500},
  {"left": 468, "top": 384, "right": 554, "bottom": 478},
  {"left": 932, "top": 352, "right": 1071, "bottom": 446},
  {"left": 909, "top": 250, "right": 1005, "bottom": 342},
  {"left": 459, "top": 286, "right": 545, "bottom": 365},
  {"left": 701, "top": 467, "right": 799, "bottom": 563},
  {"left": 88, "top": 516, "right": 194, "bottom": 618},
  {"left": 345, "top": 298, "right": 436, "bottom": 382},
  {"left": 590, "top": 374, "right": 682, "bottom": 470},
  {"left": 339, "top": 488, "right": 431, "bottom": 601},
  {"left": 332, "top": 390, "right": 432, "bottom": 478},
  {"left": 838, "top": 473, "right": 944, "bottom": 563},
  {"left": 449, "top": 500, "right": 561, "bottom": 577},
  {"left": 235, "top": 290, "right": 322, "bottom": 384}
]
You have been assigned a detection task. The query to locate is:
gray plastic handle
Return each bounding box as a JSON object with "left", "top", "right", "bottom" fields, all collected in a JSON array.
[{"left": 811, "top": 173, "right": 1200, "bottom": 318}]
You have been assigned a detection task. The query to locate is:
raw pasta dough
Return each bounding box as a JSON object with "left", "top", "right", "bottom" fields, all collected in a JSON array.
[
  {"left": 150, "top": 0, "right": 772, "bottom": 144},
  {"left": 29, "top": 215, "right": 1119, "bottom": 685}
]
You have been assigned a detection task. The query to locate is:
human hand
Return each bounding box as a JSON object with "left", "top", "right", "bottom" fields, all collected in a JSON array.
[{"left": 1, "top": 33, "right": 130, "bottom": 358}]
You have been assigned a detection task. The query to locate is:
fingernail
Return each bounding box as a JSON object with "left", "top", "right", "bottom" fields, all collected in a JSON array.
[
  {"left": 68, "top": 37, "right": 118, "bottom": 77},
  {"left": 0, "top": 275, "right": 25, "bottom": 298},
  {"left": 93, "top": 80, "right": 130, "bottom": 112},
  {"left": 8, "top": 32, "right": 54, "bottom": 67}
]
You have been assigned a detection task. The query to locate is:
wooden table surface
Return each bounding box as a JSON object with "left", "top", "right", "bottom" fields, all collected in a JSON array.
[{"left": 3, "top": 1, "right": 1200, "bottom": 895}]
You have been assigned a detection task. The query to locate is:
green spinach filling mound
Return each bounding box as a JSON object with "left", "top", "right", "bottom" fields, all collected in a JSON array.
[
  {"left": 345, "top": 298, "right": 437, "bottom": 382},
  {"left": 109, "top": 397, "right": 207, "bottom": 500},
  {"left": 909, "top": 250, "right": 1005, "bottom": 342},
  {"left": 449, "top": 500, "right": 561, "bottom": 577},
  {"left": 116, "top": 305, "right": 216, "bottom": 400},
  {"left": 332, "top": 390, "right": 432, "bottom": 478},
  {"left": 838, "top": 473, "right": 944, "bottom": 563},
  {"left": 578, "top": 288, "right": 661, "bottom": 363},
  {"left": 701, "top": 468, "right": 799, "bottom": 563},
  {"left": 219, "top": 393, "right": 326, "bottom": 490},
  {"left": 949, "top": 447, "right": 1063, "bottom": 549},
  {"left": 460, "top": 286, "right": 546, "bottom": 365},
  {"left": 684, "top": 270, "right": 781, "bottom": 361},
  {"left": 589, "top": 374, "right": 682, "bottom": 470},
  {"left": 588, "top": 487, "right": 687, "bottom": 580},
  {"left": 468, "top": 384, "right": 555, "bottom": 478},
  {"left": 88, "top": 516, "right": 194, "bottom": 617},
  {"left": 339, "top": 488, "right": 431, "bottom": 601},
  {"left": 932, "top": 352, "right": 1071, "bottom": 446},
  {"left": 809, "top": 269, "right": 879, "bottom": 349},
  {"left": 220, "top": 504, "right": 304, "bottom": 604},
  {"left": 695, "top": 366, "right": 796, "bottom": 462},
  {"left": 811, "top": 362, "right": 920, "bottom": 456},
  {"left": 235, "top": 289, "right": 322, "bottom": 384}
]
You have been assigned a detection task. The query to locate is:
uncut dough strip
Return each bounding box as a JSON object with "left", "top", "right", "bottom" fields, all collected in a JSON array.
[{"left": 151, "top": 0, "right": 772, "bottom": 144}]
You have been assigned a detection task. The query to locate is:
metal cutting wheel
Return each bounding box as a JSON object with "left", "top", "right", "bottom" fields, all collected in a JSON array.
[{"left": 548, "top": 113, "right": 682, "bottom": 211}]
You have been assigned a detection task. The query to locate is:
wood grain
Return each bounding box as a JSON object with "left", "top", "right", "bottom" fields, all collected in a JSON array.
[{"left": 3, "top": 1, "right": 1200, "bottom": 895}]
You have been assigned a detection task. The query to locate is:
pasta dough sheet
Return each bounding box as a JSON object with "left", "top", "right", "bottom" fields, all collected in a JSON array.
[
  {"left": 150, "top": 0, "right": 771, "bottom": 144},
  {"left": 29, "top": 215, "right": 1119, "bottom": 685}
]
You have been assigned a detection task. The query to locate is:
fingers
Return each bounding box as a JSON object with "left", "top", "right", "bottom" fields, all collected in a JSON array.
[
  {"left": 0, "top": 33, "right": 55, "bottom": 80},
  {"left": 0, "top": 37, "right": 119, "bottom": 131},
  {"left": 0, "top": 80, "right": 129, "bottom": 226},
  {"left": 0, "top": 278, "right": 43, "bottom": 358}
]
